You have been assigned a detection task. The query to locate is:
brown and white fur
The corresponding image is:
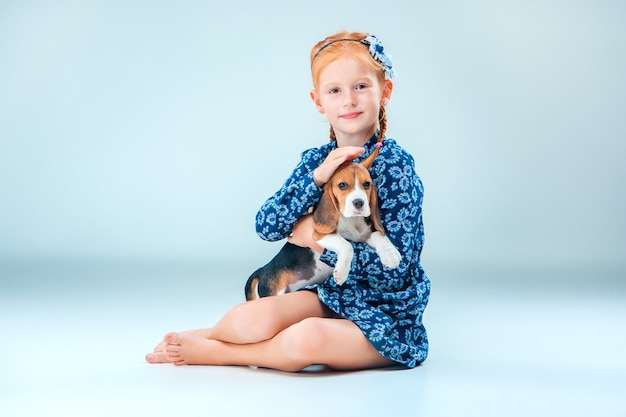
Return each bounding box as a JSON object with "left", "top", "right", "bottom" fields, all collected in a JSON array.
[{"left": 245, "top": 147, "right": 401, "bottom": 301}]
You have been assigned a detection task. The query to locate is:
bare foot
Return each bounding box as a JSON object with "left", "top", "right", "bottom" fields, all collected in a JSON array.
[
  {"left": 145, "top": 340, "right": 171, "bottom": 364},
  {"left": 165, "top": 332, "right": 219, "bottom": 366},
  {"left": 146, "top": 329, "right": 214, "bottom": 364}
]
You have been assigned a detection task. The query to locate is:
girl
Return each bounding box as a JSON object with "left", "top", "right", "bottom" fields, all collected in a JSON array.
[{"left": 146, "top": 31, "right": 430, "bottom": 371}]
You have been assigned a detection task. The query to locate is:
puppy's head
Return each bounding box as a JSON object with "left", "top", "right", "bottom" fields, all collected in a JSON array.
[
  {"left": 331, "top": 163, "right": 374, "bottom": 218},
  {"left": 313, "top": 162, "right": 385, "bottom": 235}
]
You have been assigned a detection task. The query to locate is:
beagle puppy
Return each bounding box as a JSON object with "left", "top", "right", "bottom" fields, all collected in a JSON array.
[
  {"left": 245, "top": 149, "right": 401, "bottom": 301},
  {"left": 312, "top": 161, "right": 401, "bottom": 286},
  {"left": 245, "top": 241, "right": 334, "bottom": 301}
]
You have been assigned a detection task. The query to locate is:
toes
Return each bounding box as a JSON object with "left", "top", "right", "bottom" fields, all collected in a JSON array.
[
  {"left": 172, "top": 359, "right": 187, "bottom": 366},
  {"left": 164, "top": 332, "right": 181, "bottom": 345},
  {"left": 166, "top": 334, "right": 182, "bottom": 357},
  {"left": 146, "top": 351, "right": 170, "bottom": 363},
  {"left": 166, "top": 349, "right": 185, "bottom": 365}
]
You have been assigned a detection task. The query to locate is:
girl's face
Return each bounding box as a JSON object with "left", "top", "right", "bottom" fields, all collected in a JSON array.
[{"left": 311, "top": 57, "right": 392, "bottom": 145}]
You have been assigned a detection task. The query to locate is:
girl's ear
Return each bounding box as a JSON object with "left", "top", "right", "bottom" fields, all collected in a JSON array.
[
  {"left": 310, "top": 89, "right": 324, "bottom": 114},
  {"left": 381, "top": 80, "right": 393, "bottom": 106}
]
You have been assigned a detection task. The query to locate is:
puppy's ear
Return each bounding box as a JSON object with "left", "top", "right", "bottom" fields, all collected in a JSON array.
[
  {"left": 313, "top": 183, "right": 340, "bottom": 235},
  {"left": 368, "top": 182, "right": 386, "bottom": 235},
  {"left": 361, "top": 146, "right": 380, "bottom": 170}
]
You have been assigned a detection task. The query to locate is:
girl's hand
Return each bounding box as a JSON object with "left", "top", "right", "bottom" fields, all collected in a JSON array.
[
  {"left": 288, "top": 214, "right": 325, "bottom": 254},
  {"left": 313, "top": 146, "right": 365, "bottom": 187}
]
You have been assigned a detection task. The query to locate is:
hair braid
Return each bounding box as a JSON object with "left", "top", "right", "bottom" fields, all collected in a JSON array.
[
  {"left": 348, "top": 105, "right": 388, "bottom": 169},
  {"left": 378, "top": 106, "right": 387, "bottom": 143}
]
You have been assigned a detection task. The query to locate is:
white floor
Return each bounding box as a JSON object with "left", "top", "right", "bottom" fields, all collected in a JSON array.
[{"left": 1, "top": 261, "right": 625, "bottom": 417}]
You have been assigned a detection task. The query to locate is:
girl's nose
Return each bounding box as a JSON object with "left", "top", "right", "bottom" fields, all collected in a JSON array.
[{"left": 343, "top": 90, "right": 357, "bottom": 107}]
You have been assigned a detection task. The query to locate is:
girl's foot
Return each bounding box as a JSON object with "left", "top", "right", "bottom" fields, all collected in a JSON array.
[
  {"left": 165, "top": 332, "right": 218, "bottom": 366},
  {"left": 145, "top": 340, "right": 170, "bottom": 364},
  {"left": 145, "top": 328, "right": 214, "bottom": 364}
]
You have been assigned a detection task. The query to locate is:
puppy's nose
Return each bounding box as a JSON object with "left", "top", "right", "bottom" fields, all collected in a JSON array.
[{"left": 352, "top": 199, "right": 364, "bottom": 209}]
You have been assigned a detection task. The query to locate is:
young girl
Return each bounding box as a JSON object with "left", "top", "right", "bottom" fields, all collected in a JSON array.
[{"left": 146, "top": 31, "right": 430, "bottom": 371}]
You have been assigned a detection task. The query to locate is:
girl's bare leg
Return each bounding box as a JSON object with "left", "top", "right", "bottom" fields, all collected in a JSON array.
[
  {"left": 165, "top": 316, "right": 395, "bottom": 372},
  {"left": 146, "top": 291, "right": 332, "bottom": 364}
]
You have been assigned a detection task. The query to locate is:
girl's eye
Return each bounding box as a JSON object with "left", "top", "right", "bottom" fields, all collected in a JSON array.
[
  {"left": 329, "top": 88, "right": 340, "bottom": 94},
  {"left": 355, "top": 84, "right": 368, "bottom": 90}
]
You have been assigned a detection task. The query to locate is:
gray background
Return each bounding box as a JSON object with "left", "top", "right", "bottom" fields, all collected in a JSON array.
[
  {"left": 2, "top": 2, "right": 625, "bottom": 417},
  {"left": 1, "top": 0, "right": 625, "bottom": 272}
]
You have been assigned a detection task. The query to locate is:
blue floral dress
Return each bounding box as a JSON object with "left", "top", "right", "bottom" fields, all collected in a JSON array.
[{"left": 255, "top": 134, "right": 430, "bottom": 368}]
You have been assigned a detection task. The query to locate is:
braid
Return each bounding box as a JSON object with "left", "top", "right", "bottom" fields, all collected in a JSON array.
[
  {"left": 358, "top": 106, "right": 388, "bottom": 169},
  {"left": 329, "top": 126, "right": 336, "bottom": 141},
  {"left": 378, "top": 106, "right": 387, "bottom": 142}
]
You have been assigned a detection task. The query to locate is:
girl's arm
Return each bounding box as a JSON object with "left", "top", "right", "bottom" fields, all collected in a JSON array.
[
  {"left": 256, "top": 146, "right": 366, "bottom": 242},
  {"left": 255, "top": 149, "right": 323, "bottom": 242},
  {"left": 287, "top": 214, "right": 325, "bottom": 253}
]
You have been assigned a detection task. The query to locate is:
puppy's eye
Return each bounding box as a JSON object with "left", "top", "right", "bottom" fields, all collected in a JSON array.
[
  {"left": 338, "top": 182, "right": 348, "bottom": 190},
  {"left": 363, "top": 181, "right": 371, "bottom": 189}
]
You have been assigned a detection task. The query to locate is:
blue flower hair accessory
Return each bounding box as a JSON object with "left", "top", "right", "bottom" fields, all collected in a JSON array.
[
  {"left": 311, "top": 34, "right": 396, "bottom": 80},
  {"left": 363, "top": 35, "right": 396, "bottom": 80}
]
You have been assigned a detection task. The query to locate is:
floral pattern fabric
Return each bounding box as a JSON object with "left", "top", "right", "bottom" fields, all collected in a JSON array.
[{"left": 256, "top": 135, "right": 429, "bottom": 368}]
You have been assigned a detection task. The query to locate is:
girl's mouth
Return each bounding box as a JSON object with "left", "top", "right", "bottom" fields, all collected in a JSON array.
[{"left": 340, "top": 112, "right": 362, "bottom": 120}]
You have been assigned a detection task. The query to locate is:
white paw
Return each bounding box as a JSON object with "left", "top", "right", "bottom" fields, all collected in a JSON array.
[
  {"left": 379, "top": 245, "right": 401, "bottom": 269},
  {"left": 333, "top": 260, "right": 350, "bottom": 285}
]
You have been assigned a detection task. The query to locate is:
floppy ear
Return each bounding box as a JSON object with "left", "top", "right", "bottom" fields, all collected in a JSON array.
[
  {"left": 367, "top": 182, "right": 386, "bottom": 235},
  {"left": 313, "top": 184, "right": 340, "bottom": 236},
  {"left": 360, "top": 146, "right": 380, "bottom": 170}
]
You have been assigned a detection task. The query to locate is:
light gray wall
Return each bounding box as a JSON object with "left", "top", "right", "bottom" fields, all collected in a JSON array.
[{"left": 1, "top": 0, "right": 624, "bottom": 272}]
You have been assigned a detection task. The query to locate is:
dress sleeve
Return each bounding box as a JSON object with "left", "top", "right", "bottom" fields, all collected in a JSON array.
[
  {"left": 255, "top": 148, "right": 326, "bottom": 242},
  {"left": 321, "top": 143, "right": 425, "bottom": 283}
]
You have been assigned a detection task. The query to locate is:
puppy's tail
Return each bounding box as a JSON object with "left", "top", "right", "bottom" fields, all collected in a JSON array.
[{"left": 244, "top": 271, "right": 260, "bottom": 301}]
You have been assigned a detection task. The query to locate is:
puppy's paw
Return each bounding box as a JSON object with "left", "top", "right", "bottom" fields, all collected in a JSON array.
[
  {"left": 379, "top": 245, "right": 401, "bottom": 269},
  {"left": 333, "top": 261, "right": 350, "bottom": 285}
]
